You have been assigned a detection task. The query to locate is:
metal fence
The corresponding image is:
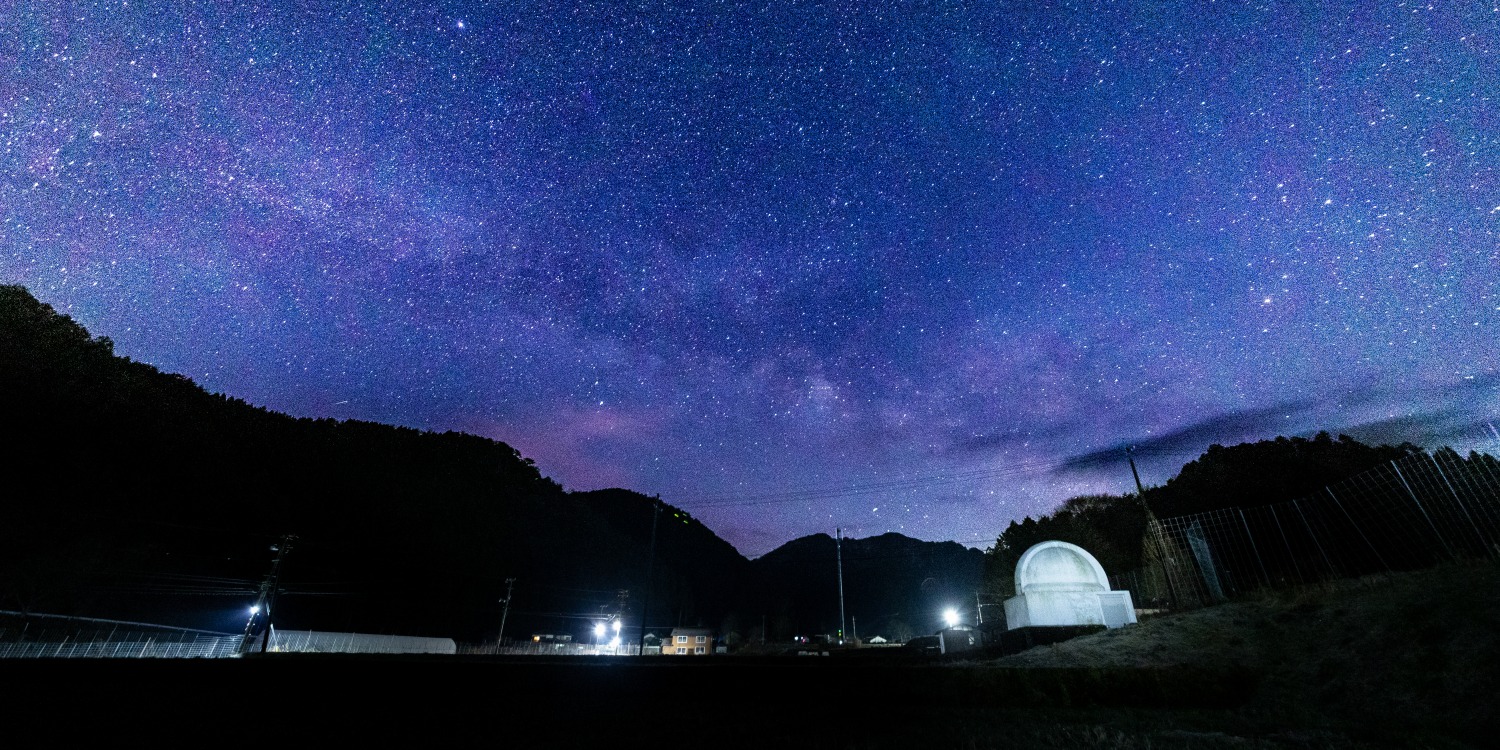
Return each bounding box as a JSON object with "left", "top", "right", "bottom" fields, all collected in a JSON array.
[
  {"left": 267, "top": 629, "right": 456, "bottom": 654},
  {"left": 1110, "top": 448, "right": 1500, "bottom": 610},
  {"left": 0, "top": 612, "right": 244, "bottom": 658},
  {"left": 0, "top": 612, "right": 468, "bottom": 658}
]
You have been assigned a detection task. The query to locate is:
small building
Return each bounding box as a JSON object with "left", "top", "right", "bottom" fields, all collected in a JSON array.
[
  {"left": 639, "top": 632, "right": 663, "bottom": 655},
  {"left": 661, "top": 627, "right": 715, "bottom": 655},
  {"left": 937, "top": 625, "right": 980, "bottom": 655}
]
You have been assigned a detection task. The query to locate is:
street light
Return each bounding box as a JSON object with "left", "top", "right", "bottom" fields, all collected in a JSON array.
[{"left": 943, "top": 608, "right": 960, "bottom": 628}]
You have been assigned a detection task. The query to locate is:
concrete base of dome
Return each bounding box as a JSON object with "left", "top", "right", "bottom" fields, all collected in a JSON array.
[{"left": 1003, "top": 587, "right": 1137, "bottom": 629}]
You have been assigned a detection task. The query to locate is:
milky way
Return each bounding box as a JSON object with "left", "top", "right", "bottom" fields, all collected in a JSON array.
[{"left": 4, "top": 1, "right": 1497, "bottom": 556}]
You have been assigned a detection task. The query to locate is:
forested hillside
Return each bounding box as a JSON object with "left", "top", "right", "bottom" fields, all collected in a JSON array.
[
  {"left": 0, "top": 285, "right": 743, "bottom": 641},
  {"left": 982, "top": 433, "right": 1427, "bottom": 597}
]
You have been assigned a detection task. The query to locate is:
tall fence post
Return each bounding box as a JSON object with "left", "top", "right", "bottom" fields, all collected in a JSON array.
[
  {"left": 1326, "top": 488, "right": 1392, "bottom": 575},
  {"left": 1428, "top": 452, "right": 1491, "bottom": 556},
  {"left": 1237, "top": 508, "right": 1271, "bottom": 588},
  {"left": 1293, "top": 498, "right": 1339, "bottom": 578},
  {"left": 1391, "top": 461, "right": 1457, "bottom": 562},
  {"left": 1268, "top": 504, "right": 1305, "bottom": 584},
  {"left": 1469, "top": 450, "right": 1500, "bottom": 504},
  {"left": 1451, "top": 453, "right": 1500, "bottom": 539}
]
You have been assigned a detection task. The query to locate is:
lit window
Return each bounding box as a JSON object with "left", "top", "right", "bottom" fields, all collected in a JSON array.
[
  {"left": 695, "top": 635, "right": 706, "bottom": 643},
  {"left": 676, "top": 635, "right": 687, "bottom": 644},
  {"left": 695, "top": 646, "right": 705, "bottom": 654}
]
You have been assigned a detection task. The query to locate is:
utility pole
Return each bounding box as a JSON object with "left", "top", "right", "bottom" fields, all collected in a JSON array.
[
  {"left": 1128, "top": 446, "right": 1180, "bottom": 608},
  {"left": 259, "top": 534, "right": 295, "bottom": 653},
  {"left": 240, "top": 534, "right": 295, "bottom": 654},
  {"left": 1126, "top": 445, "right": 1147, "bottom": 496},
  {"left": 835, "top": 527, "right": 847, "bottom": 645},
  {"left": 638, "top": 496, "right": 660, "bottom": 655},
  {"left": 497, "top": 578, "right": 516, "bottom": 649}
]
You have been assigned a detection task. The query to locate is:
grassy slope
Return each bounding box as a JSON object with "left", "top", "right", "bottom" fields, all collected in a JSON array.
[{"left": 974, "top": 559, "right": 1500, "bottom": 747}]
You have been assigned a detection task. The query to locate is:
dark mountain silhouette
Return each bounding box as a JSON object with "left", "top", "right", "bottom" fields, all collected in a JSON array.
[
  {"left": 0, "top": 285, "right": 745, "bottom": 642},
  {"left": 569, "top": 488, "right": 752, "bottom": 633},
  {"left": 747, "top": 532, "right": 985, "bottom": 643}
]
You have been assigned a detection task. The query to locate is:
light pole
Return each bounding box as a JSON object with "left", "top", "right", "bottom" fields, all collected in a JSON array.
[{"left": 593, "top": 621, "right": 606, "bottom": 653}]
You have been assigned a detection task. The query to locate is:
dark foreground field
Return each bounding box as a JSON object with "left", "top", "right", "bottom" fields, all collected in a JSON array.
[
  {"left": 5, "top": 654, "right": 1269, "bottom": 748},
  {"left": 5, "top": 562, "right": 1495, "bottom": 749},
  {"left": 0, "top": 651, "right": 1462, "bottom": 749}
]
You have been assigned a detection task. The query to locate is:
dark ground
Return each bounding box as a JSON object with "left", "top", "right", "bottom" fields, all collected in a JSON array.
[
  {"left": 7, "top": 563, "right": 1495, "bottom": 749},
  {"left": 0, "top": 653, "right": 1387, "bottom": 749}
]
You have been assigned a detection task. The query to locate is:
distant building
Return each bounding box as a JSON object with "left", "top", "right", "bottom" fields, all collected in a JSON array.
[
  {"left": 527, "top": 633, "right": 574, "bottom": 652},
  {"left": 661, "top": 627, "right": 715, "bottom": 655}
]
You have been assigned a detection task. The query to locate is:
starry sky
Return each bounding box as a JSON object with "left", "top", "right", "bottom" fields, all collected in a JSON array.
[{"left": 4, "top": 1, "right": 1497, "bottom": 557}]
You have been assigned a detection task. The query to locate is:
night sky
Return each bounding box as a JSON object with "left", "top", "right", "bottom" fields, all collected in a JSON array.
[{"left": 4, "top": 1, "right": 1497, "bottom": 557}]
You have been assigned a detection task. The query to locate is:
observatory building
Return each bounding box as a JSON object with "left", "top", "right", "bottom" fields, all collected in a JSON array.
[{"left": 1003, "top": 540, "right": 1137, "bottom": 629}]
